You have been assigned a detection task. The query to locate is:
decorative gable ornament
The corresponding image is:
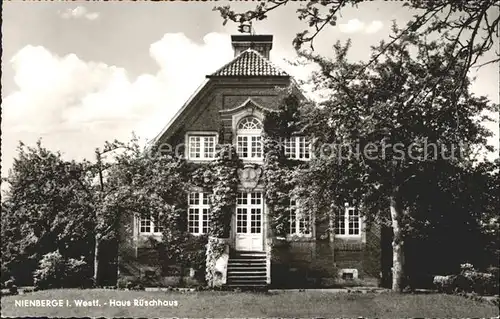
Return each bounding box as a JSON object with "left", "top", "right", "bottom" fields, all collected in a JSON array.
[{"left": 237, "top": 165, "right": 262, "bottom": 189}]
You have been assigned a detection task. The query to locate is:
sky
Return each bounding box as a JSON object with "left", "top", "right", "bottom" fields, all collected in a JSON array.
[{"left": 2, "top": 1, "right": 499, "bottom": 178}]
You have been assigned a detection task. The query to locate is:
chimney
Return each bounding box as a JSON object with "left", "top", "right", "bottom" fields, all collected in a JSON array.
[{"left": 231, "top": 34, "right": 273, "bottom": 59}]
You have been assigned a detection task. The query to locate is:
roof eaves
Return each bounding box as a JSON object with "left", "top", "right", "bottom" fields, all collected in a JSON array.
[
  {"left": 147, "top": 78, "right": 210, "bottom": 149},
  {"left": 208, "top": 48, "right": 250, "bottom": 78}
]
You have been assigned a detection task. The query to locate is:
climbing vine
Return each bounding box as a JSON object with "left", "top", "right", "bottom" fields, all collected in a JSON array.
[
  {"left": 205, "top": 144, "right": 240, "bottom": 285},
  {"left": 262, "top": 94, "right": 306, "bottom": 238},
  {"left": 262, "top": 134, "right": 293, "bottom": 237},
  {"left": 139, "top": 93, "right": 311, "bottom": 286},
  {"left": 205, "top": 237, "right": 228, "bottom": 286},
  {"left": 209, "top": 144, "right": 240, "bottom": 238}
]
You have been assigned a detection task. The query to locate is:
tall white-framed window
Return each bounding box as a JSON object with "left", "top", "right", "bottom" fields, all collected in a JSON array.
[
  {"left": 236, "top": 117, "right": 263, "bottom": 160},
  {"left": 335, "top": 206, "right": 361, "bottom": 236},
  {"left": 187, "top": 134, "right": 217, "bottom": 160},
  {"left": 139, "top": 215, "right": 163, "bottom": 235},
  {"left": 281, "top": 136, "right": 311, "bottom": 160},
  {"left": 288, "top": 199, "right": 312, "bottom": 236},
  {"left": 236, "top": 192, "right": 263, "bottom": 234},
  {"left": 187, "top": 192, "right": 211, "bottom": 234}
]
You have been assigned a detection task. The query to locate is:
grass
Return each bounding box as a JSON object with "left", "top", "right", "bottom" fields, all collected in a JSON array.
[{"left": 1, "top": 289, "right": 499, "bottom": 318}]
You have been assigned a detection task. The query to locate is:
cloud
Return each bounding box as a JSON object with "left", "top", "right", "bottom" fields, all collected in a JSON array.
[
  {"left": 338, "top": 19, "right": 383, "bottom": 34},
  {"left": 2, "top": 33, "right": 234, "bottom": 175},
  {"left": 338, "top": 19, "right": 365, "bottom": 34},
  {"left": 59, "top": 6, "right": 100, "bottom": 20},
  {"left": 365, "top": 21, "right": 384, "bottom": 34}
]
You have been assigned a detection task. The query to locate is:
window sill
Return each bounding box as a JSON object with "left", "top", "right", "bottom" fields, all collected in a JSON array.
[
  {"left": 286, "top": 158, "right": 311, "bottom": 162},
  {"left": 186, "top": 158, "right": 215, "bottom": 163},
  {"left": 138, "top": 233, "right": 163, "bottom": 237},
  {"left": 240, "top": 158, "right": 264, "bottom": 164},
  {"left": 334, "top": 235, "right": 362, "bottom": 240}
]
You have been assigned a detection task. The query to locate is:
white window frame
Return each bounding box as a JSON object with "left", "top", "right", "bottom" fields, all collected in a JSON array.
[
  {"left": 334, "top": 206, "right": 361, "bottom": 237},
  {"left": 236, "top": 117, "right": 263, "bottom": 161},
  {"left": 235, "top": 191, "right": 263, "bottom": 234},
  {"left": 187, "top": 192, "right": 211, "bottom": 235},
  {"left": 281, "top": 136, "right": 312, "bottom": 160},
  {"left": 288, "top": 199, "right": 313, "bottom": 237},
  {"left": 185, "top": 132, "right": 218, "bottom": 161},
  {"left": 138, "top": 215, "right": 163, "bottom": 235}
]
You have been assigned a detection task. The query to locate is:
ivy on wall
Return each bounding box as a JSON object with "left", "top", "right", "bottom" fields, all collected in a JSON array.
[
  {"left": 205, "top": 145, "right": 240, "bottom": 286},
  {"left": 205, "top": 237, "right": 228, "bottom": 286},
  {"left": 262, "top": 95, "right": 306, "bottom": 238},
  {"left": 146, "top": 93, "right": 309, "bottom": 286},
  {"left": 209, "top": 145, "right": 240, "bottom": 238},
  {"left": 262, "top": 134, "right": 293, "bottom": 237}
]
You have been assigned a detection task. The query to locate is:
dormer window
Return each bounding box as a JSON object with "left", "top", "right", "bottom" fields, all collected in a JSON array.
[{"left": 236, "top": 116, "right": 263, "bottom": 160}]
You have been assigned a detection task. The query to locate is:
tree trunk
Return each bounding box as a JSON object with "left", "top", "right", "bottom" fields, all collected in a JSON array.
[
  {"left": 179, "top": 264, "right": 185, "bottom": 286},
  {"left": 390, "top": 190, "right": 405, "bottom": 292},
  {"left": 93, "top": 235, "right": 100, "bottom": 287}
]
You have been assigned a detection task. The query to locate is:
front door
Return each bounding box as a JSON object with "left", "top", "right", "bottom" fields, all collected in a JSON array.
[{"left": 235, "top": 191, "right": 264, "bottom": 251}]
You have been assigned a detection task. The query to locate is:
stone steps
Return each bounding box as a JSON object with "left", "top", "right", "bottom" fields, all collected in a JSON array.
[{"left": 226, "top": 251, "right": 268, "bottom": 287}]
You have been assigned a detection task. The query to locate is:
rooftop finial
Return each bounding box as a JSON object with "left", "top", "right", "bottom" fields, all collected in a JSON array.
[{"left": 237, "top": 21, "right": 254, "bottom": 35}]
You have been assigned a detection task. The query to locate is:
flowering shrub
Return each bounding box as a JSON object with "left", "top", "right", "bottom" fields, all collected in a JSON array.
[
  {"left": 434, "top": 264, "right": 499, "bottom": 295},
  {"left": 433, "top": 275, "right": 456, "bottom": 293},
  {"left": 33, "top": 250, "right": 89, "bottom": 290},
  {"left": 460, "top": 264, "right": 498, "bottom": 295},
  {"left": 4, "top": 278, "right": 18, "bottom": 295}
]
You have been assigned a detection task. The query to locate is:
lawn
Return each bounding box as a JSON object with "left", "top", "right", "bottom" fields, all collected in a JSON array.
[{"left": 1, "top": 289, "right": 498, "bottom": 318}]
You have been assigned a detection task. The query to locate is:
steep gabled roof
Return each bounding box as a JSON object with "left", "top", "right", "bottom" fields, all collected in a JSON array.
[{"left": 208, "top": 49, "right": 289, "bottom": 78}]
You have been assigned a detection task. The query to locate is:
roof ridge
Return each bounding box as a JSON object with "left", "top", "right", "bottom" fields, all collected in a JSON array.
[
  {"left": 207, "top": 48, "right": 289, "bottom": 78},
  {"left": 245, "top": 48, "right": 289, "bottom": 75},
  {"left": 208, "top": 48, "right": 252, "bottom": 78}
]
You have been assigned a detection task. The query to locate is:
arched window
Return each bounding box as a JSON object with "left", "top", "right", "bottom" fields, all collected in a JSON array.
[
  {"left": 237, "top": 117, "right": 262, "bottom": 131},
  {"left": 236, "top": 116, "right": 263, "bottom": 160}
]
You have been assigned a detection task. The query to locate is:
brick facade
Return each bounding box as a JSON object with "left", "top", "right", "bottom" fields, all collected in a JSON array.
[{"left": 117, "top": 35, "right": 382, "bottom": 288}]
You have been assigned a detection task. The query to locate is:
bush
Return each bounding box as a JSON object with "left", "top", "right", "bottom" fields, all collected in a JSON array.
[
  {"left": 5, "top": 278, "right": 16, "bottom": 289},
  {"left": 33, "top": 250, "right": 90, "bottom": 290},
  {"left": 116, "top": 278, "right": 128, "bottom": 289},
  {"left": 9, "top": 285, "right": 18, "bottom": 295},
  {"left": 460, "top": 263, "right": 499, "bottom": 295},
  {"left": 133, "top": 283, "right": 145, "bottom": 291},
  {"left": 464, "top": 271, "right": 498, "bottom": 295},
  {"left": 434, "top": 264, "right": 500, "bottom": 296},
  {"left": 65, "top": 257, "right": 88, "bottom": 287},
  {"left": 126, "top": 281, "right": 134, "bottom": 290},
  {"left": 157, "top": 233, "right": 208, "bottom": 283},
  {"left": 33, "top": 251, "right": 66, "bottom": 290},
  {"left": 1, "top": 265, "right": 11, "bottom": 288},
  {"left": 433, "top": 275, "right": 462, "bottom": 294}
]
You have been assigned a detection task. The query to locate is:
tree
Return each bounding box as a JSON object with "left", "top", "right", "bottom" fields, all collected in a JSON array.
[
  {"left": 215, "top": 0, "right": 499, "bottom": 103},
  {"left": 1, "top": 141, "right": 95, "bottom": 285},
  {"left": 289, "top": 32, "right": 497, "bottom": 291},
  {"left": 402, "top": 156, "right": 499, "bottom": 285},
  {"left": 215, "top": 0, "right": 499, "bottom": 64},
  {"left": 93, "top": 137, "right": 197, "bottom": 283}
]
